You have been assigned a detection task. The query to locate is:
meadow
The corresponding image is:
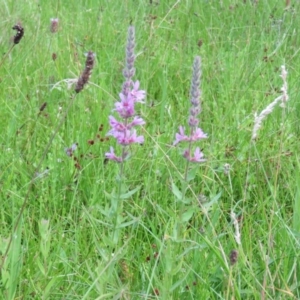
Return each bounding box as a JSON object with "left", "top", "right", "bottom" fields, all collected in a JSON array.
[{"left": 1, "top": 0, "right": 300, "bottom": 299}]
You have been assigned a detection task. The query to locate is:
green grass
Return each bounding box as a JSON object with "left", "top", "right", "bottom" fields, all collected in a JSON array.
[{"left": 1, "top": 0, "right": 300, "bottom": 299}]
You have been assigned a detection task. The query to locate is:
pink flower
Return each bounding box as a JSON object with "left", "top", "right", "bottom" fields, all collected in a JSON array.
[
  {"left": 106, "top": 26, "right": 146, "bottom": 163},
  {"left": 112, "top": 129, "right": 144, "bottom": 145},
  {"left": 173, "top": 57, "right": 207, "bottom": 164},
  {"left": 183, "top": 147, "right": 206, "bottom": 163},
  {"left": 105, "top": 147, "right": 123, "bottom": 163},
  {"left": 128, "top": 116, "right": 146, "bottom": 128},
  {"left": 109, "top": 116, "right": 145, "bottom": 133},
  {"left": 65, "top": 143, "right": 78, "bottom": 157},
  {"left": 174, "top": 126, "right": 189, "bottom": 145},
  {"left": 115, "top": 93, "right": 135, "bottom": 118},
  {"left": 130, "top": 81, "right": 146, "bottom": 103},
  {"left": 190, "top": 128, "right": 207, "bottom": 142},
  {"left": 108, "top": 116, "right": 126, "bottom": 132}
]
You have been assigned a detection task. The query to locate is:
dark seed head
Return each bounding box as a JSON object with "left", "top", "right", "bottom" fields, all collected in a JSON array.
[
  {"left": 12, "top": 24, "right": 24, "bottom": 44},
  {"left": 229, "top": 249, "right": 238, "bottom": 266},
  {"left": 75, "top": 51, "right": 95, "bottom": 93}
]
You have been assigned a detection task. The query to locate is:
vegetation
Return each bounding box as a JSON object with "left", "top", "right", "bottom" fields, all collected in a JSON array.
[{"left": 0, "top": 0, "right": 299, "bottom": 299}]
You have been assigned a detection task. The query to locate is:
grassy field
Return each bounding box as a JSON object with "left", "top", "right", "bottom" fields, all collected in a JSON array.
[{"left": 1, "top": 0, "right": 300, "bottom": 299}]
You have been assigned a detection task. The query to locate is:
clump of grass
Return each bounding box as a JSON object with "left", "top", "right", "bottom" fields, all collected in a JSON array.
[
  {"left": 1, "top": 2, "right": 300, "bottom": 299},
  {"left": 0, "top": 49, "right": 95, "bottom": 271}
]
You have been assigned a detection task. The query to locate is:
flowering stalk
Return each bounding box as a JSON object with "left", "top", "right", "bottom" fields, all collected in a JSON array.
[
  {"left": 105, "top": 26, "right": 146, "bottom": 165},
  {"left": 105, "top": 26, "right": 145, "bottom": 244},
  {"left": 174, "top": 56, "right": 207, "bottom": 180},
  {"left": 75, "top": 51, "right": 95, "bottom": 93},
  {"left": 172, "top": 56, "right": 207, "bottom": 238}
]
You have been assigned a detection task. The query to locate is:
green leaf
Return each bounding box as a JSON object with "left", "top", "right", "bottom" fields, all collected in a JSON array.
[
  {"left": 186, "top": 166, "right": 198, "bottom": 182},
  {"left": 118, "top": 218, "right": 139, "bottom": 228},
  {"left": 120, "top": 186, "right": 141, "bottom": 199},
  {"left": 181, "top": 207, "right": 194, "bottom": 222},
  {"left": 171, "top": 182, "right": 182, "bottom": 200}
]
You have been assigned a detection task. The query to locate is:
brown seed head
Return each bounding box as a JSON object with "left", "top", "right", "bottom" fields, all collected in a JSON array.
[
  {"left": 12, "top": 24, "right": 24, "bottom": 44},
  {"left": 39, "top": 102, "right": 47, "bottom": 112},
  {"left": 229, "top": 249, "right": 238, "bottom": 266},
  {"left": 75, "top": 51, "right": 95, "bottom": 93}
]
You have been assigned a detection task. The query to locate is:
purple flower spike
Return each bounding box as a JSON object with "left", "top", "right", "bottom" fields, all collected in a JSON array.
[
  {"left": 106, "top": 26, "right": 146, "bottom": 163},
  {"left": 174, "top": 56, "right": 207, "bottom": 163}
]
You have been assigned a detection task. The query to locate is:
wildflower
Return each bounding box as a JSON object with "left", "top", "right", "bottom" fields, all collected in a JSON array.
[
  {"left": 12, "top": 24, "right": 24, "bottom": 44},
  {"left": 108, "top": 129, "right": 144, "bottom": 146},
  {"left": 130, "top": 81, "right": 146, "bottom": 102},
  {"left": 108, "top": 116, "right": 145, "bottom": 132},
  {"left": 183, "top": 147, "right": 206, "bottom": 162},
  {"left": 105, "top": 26, "right": 146, "bottom": 163},
  {"left": 75, "top": 51, "right": 95, "bottom": 93},
  {"left": 105, "top": 146, "right": 128, "bottom": 163},
  {"left": 65, "top": 143, "right": 78, "bottom": 157},
  {"left": 50, "top": 18, "right": 59, "bottom": 33},
  {"left": 174, "top": 56, "right": 207, "bottom": 162},
  {"left": 114, "top": 93, "right": 135, "bottom": 118},
  {"left": 174, "top": 126, "right": 207, "bottom": 145}
]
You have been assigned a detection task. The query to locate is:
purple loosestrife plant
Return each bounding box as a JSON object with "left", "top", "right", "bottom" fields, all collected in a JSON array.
[
  {"left": 172, "top": 57, "right": 207, "bottom": 237},
  {"left": 105, "top": 26, "right": 146, "bottom": 245},
  {"left": 105, "top": 26, "right": 146, "bottom": 164},
  {"left": 174, "top": 56, "right": 207, "bottom": 175}
]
